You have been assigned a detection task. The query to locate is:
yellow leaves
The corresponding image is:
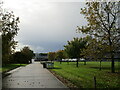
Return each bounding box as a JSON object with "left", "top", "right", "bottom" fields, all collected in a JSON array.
[
  {"left": 92, "top": 2, "right": 99, "bottom": 10},
  {"left": 80, "top": 7, "right": 87, "bottom": 15},
  {"left": 48, "top": 52, "right": 56, "bottom": 61}
]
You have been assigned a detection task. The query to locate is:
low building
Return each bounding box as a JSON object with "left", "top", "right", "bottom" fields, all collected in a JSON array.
[{"left": 35, "top": 53, "right": 48, "bottom": 61}]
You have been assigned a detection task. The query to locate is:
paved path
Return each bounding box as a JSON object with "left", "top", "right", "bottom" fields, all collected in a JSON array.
[{"left": 2, "top": 62, "right": 68, "bottom": 89}]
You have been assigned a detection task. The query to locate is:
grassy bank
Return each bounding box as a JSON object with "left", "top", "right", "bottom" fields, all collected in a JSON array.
[
  {"left": 0, "top": 64, "right": 27, "bottom": 73},
  {"left": 50, "top": 61, "right": 120, "bottom": 88}
]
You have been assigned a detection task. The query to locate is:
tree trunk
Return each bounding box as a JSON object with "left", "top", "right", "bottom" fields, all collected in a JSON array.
[
  {"left": 67, "top": 59, "right": 69, "bottom": 65},
  {"left": 108, "top": 39, "right": 115, "bottom": 73},
  {"left": 107, "top": 10, "right": 115, "bottom": 73},
  {"left": 111, "top": 53, "right": 115, "bottom": 73},
  {"left": 59, "top": 59, "right": 62, "bottom": 64},
  {"left": 99, "top": 60, "right": 102, "bottom": 71},
  {"left": 76, "top": 58, "right": 79, "bottom": 67},
  {"left": 60, "top": 60, "right": 61, "bottom": 64},
  {"left": 84, "top": 61, "right": 86, "bottom": 65}
]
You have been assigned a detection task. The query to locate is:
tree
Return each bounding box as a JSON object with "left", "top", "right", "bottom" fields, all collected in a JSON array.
[
  {"left": 64, "top": 37, "right": 86, "bottom": 67},
  {"left": 48, "top": 52, "right": 56, "bottom": 62},
  {"left": 77, "top": 2, "right": 120, "bottom": 73},
  {"left": 0, "top": 2, "right": 20, "bottom": 65},
  {"left": 21, "top": 46, "right": 34, "bottom": 64},
  {"left": 81, "top": 36, "right": 106, "bottom": 59},
  {"left": 56, "top": 50, "right": 65, "bottom": 64},
  {"left": 12, "top": 52, "right": 25, "bottom": 64},
  {"left": 81, "top": 36, "right": 109, "bottom": 70}
]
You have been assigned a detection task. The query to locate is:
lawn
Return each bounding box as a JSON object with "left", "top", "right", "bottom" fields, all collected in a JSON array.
[
  {"left": 50, "top": 61, "right": 120, "bottom": 88},
  {"left": 0, "top": 64, "right": 27, "bottom": 73}
]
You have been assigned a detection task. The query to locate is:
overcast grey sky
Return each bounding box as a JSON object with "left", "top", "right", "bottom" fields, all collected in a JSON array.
[{"left": 3, "top": 0, "right": 87, "bottom": 53}]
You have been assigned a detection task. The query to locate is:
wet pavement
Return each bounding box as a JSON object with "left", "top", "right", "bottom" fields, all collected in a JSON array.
[{"left": 2, "top": 62, "right": 68, "bottom": 89}]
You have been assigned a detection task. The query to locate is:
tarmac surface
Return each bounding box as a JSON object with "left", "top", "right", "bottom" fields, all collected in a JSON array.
[{"left": 2, "top": 62, "right": 68, "bottom": 89}]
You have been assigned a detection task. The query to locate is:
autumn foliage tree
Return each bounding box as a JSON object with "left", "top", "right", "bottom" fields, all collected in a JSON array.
[
  {"left": 48, "top": 52, "right": 56, "bottom": 62},
  {"left": 56, "top": 50, "right": 65, "bottom": 64},
  {"left": 81, "top": 36, "right": 109, "bottom": 70},
  {"left": 77, "top": 2, "right": 120, "bottom": 73}
]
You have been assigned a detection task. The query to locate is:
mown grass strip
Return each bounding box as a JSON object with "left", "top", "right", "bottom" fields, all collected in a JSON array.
[
  {"left": 1, "top": 64, "right": 27, "bottom": 73},
  {"left": 50, "top": 61, "right": 120, "bottom": 88}
]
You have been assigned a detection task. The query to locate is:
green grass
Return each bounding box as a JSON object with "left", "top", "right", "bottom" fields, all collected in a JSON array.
[
  {"left": 0, "top": 64, "right": 27, "bottom": 73},
  {"left": 51, "top": 61, "right": 120, "bottom": 88}
]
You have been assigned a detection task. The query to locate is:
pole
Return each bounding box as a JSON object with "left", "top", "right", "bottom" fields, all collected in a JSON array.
[{"left": 94, "top": 76, "right": 97, "bottom": 89}]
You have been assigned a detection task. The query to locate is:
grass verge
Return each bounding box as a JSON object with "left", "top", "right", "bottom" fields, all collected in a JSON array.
[
  {"left": 0, "top": 64, "right": 27, "bottom": 73},
  {"left": 49, "top": 61, "right": 120, "bottom": 88}
]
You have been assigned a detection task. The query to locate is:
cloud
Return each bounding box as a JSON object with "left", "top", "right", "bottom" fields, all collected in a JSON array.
[
  {"left": 3, "top": 1, "right": 87, "bottom": 53},
  {"left": 15, "top": 43, "right": 45, "bottom": 53}
]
